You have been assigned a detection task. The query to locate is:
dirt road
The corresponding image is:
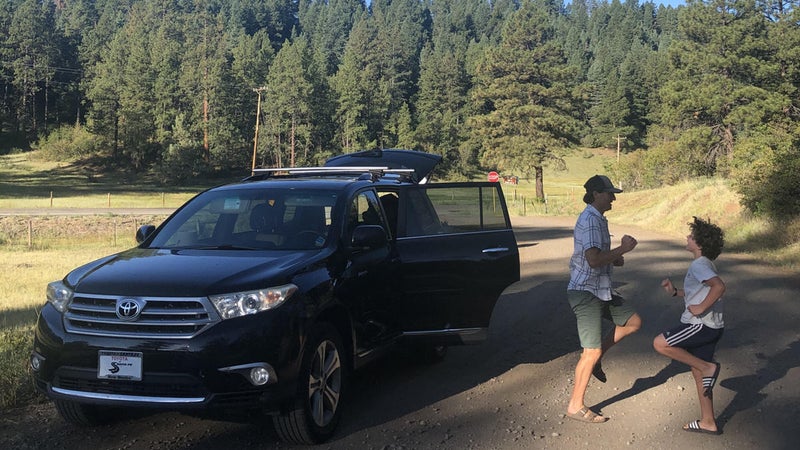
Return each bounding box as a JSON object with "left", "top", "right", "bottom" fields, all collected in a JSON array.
[{"left": 2, "top": 216, "right": 798, "bottom": 449}]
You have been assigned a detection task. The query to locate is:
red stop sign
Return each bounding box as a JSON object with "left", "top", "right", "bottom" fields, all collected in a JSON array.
[{"left": 488, "top": 171, "right": 499, "bottom": 182}]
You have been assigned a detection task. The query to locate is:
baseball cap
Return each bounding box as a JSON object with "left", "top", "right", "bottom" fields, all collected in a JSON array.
[{"left": 584, "top": 175, "right": 623, "bottom": 193}]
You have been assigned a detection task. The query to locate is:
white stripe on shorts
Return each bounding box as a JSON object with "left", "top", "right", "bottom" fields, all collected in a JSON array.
[{"left": 665, "top": 323, "right": 704, "bottom": 346}]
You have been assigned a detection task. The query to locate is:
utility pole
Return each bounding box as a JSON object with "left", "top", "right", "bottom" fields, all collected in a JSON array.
[{"left": 252, "top": 87, "right": 267, "bottom": 174}]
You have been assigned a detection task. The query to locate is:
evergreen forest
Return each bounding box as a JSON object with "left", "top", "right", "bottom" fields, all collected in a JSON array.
[{"left": 2, "top": 0, "right": 799, "bottom": 219}]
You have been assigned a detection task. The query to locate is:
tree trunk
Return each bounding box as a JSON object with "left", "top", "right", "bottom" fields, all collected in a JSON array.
[
  {"left": 290, "top": 115, "right": 296, "bottom": 167},
  {"left": 535, "top": 166, "right": 544, "bottom": 200}
]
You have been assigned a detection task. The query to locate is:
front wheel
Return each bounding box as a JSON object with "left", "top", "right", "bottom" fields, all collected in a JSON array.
[
  {"left": 273, "top": 323, "right": 348, "bottom": 444},
  {"left": 409, "top": 343, "right": 448, "bottom": 364}
]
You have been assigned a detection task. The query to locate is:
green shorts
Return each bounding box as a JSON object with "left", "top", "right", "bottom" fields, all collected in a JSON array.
[{"left": 567, "top": 290, "right": 637, "bottom": 349}]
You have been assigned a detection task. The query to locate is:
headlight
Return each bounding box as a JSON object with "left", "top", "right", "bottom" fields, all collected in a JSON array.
[
  {"left": 210, "top": 284, "right": 297, "bottom": 320},
  {"left": 46, "top": 281, "right": 73, "bottom": 313}
]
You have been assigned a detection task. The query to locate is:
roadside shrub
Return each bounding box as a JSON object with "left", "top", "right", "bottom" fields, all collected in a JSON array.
[
  {"left": 0, "top": 325, "right": 39, "bottom": 408},
  {"left": 732, "top": 131, "right": 800, "bottom": 218},
  {"left": 614, "top": 143, "right": 688, "bottom": 190},
  {"left": 154, "top": 144, "right": 211, "bottom": 184},
  {"left": 34, "top": 124, "right": 102, "bottom": 160}
]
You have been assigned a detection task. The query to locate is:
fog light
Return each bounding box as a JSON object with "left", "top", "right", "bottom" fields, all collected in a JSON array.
[
  {"left": 250, "top": 367, "right": 271, "bottom": 385},
  {"left": 218, "top": 362, "right": 276, "bottom": 386},
  {"left": 30, "top": 353, "right": 44, "bottom": 372}
]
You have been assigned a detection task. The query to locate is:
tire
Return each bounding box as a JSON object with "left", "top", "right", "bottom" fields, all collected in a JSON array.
[
  {"left": 412, "top": 343, "right": 448, "bottom": 364},
  {"left": 273, "top": 323, "right": 348, "bottom": 444},
  {"left": 53, "top": 399, "right": 118, "bottom": 426}
]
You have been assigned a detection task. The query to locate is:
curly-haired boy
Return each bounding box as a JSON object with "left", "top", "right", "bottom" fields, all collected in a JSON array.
[{"left": 654, "top": 216, "right": 726, "bottom": 435}]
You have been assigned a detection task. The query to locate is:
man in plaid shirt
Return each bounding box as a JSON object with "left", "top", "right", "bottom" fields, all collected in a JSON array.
[{"left": 565, "top": 175, "right": 642, "bottom": 423}]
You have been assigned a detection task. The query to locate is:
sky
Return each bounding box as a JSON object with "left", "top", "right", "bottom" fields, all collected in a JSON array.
[{"left": 657, "top": 0, "right": 686, "bottom": 7}]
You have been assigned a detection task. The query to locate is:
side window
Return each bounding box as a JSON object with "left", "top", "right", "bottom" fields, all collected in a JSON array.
[
  {"left": 404, "top": 185, "right": 508, "bottom": 237},
  {"left": 378, "top": 192, "right": 399, "bottom": 237},
  {"left": 347, "top": 191, "right": 384, "bottom": 232},
  {"left": 404, "top": 189, "right": 443, "bottom": 236}
]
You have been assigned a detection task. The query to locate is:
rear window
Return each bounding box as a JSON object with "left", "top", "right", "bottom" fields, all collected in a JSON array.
[{"left": 403, "top": 185, "right": 508, "bottom": 237}]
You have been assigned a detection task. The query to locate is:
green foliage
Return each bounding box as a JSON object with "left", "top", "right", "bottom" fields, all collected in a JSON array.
[
  {"left": 731, "top": 129, "right": 800, "bottom": 218},
  {"left": 1, "top": 0, "right": 800, "bottom": 221},
  {"left": 0, "top": 325, "right": 39, "bottom": 409},
  {"left": 651, "top": 0, "right": 786, "bottom": 178},
  {"left": 34, "top": 124, "right": 101, "bottom": 161},
  {"left": 469, "top": 0, "right": 583, "bottom": 199},
  {"left": 154, "top": 114, "right": 212, "bottom": 184}
]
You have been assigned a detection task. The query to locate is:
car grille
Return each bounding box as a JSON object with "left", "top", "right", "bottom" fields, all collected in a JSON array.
[
  {"left": 54, "top": 367, "right": 208, "bottom": 398},
  {"left": 64, "top": 294, "right": 219, "bottom": 339}
]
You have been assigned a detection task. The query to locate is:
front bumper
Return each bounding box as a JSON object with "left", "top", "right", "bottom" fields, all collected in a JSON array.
[{"left": 31, "top": 303, "right": 301, "bottom": 412}]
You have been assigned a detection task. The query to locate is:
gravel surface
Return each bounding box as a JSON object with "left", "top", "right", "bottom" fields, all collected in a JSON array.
[{"left": 2, "top": 215, "right": 798, "bottom": 450}]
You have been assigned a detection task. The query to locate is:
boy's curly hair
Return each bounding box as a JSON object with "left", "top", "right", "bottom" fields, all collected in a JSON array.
[{"left": 690, "top": 216, "right": 724, "bottom": 260}]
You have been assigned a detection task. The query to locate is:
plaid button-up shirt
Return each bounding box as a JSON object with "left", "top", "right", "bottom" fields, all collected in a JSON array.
[{"left": 568, "top": 204, "right": 613, "bottom": 301}]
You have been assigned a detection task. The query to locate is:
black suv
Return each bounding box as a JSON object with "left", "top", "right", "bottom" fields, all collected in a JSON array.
[{"left": 31, "top": 149, "right": 520, "bottom": 444}]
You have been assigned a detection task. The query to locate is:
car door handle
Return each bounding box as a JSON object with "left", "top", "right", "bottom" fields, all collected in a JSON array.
[{"left": 482, "top": 247, "right": 510, "bottom": 253}]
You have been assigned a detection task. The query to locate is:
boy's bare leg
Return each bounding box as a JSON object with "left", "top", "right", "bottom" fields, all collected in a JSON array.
[
  {"left": 653, "top": 335, "right": 718, "bottom": 378},
  {"left": 689, "top": 367, "right": 718, "bottom": 432}
]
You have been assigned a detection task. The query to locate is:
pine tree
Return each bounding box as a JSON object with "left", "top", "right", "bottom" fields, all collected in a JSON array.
[
  {"left": 654, "top": 0, "right": 783, "bottom": 176},
  {"left": 469, "top": 0, "right": 583, "bottom": 200},
  {"left": 6, "top": 0, "right": 58, "bottom": 136},
  {"left": 332, "top": 14, "right": 382, "bottom": 150},
  {"left": 266, "top": 36, "right": 319, "bottom": 167}
]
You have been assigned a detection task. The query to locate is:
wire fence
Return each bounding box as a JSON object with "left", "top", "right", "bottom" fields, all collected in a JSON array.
[{"left": 0, "top": 215, "right": 170, "bottom": 249}]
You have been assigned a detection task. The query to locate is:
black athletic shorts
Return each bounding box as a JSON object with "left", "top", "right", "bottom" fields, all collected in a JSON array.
[{"left": 662, "top": 323, "right": 724, "bottom": 362}]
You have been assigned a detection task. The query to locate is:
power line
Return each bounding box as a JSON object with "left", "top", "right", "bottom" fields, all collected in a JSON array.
[{"left": 0, "top": 60, "right": 83, "bottom": 75}]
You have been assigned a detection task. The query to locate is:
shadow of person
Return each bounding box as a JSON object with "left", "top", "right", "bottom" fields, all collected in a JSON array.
[
  {"left": 593, "top": 360, "right": 688, "bottom": 412},
  {"left": 717, "top": 339, "right": 800, "bottom": 426}
]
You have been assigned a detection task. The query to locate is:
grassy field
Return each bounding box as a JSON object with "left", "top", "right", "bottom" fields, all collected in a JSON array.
[
  {"left": 1, "top": 149, "right": 796, "bottom": 410},
  {"left": 0, "top": 152, "right": 219, "bottom": 209}
]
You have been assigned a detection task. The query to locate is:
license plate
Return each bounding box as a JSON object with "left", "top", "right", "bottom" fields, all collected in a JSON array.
[{"left": 98, "top": 351, "right": 143, "bottom": 381}]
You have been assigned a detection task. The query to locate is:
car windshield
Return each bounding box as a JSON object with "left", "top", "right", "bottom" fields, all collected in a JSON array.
[{"left": 149, "top": 188, "right": 339, "bottom": 250}]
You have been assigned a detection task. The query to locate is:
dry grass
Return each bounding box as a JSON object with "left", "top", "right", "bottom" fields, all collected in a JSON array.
[
  {"left": 0, "top": 152, "right": 211, "bottom": 209},
  {"left": 0, "top": 215, "right": 169, "bottom": 326}
]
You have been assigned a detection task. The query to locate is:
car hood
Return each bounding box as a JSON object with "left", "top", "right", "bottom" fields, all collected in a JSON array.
[
  {"left": 65, "top": 248, "right": 326, "bottom": 297},
  {"left": 324, "top": 148, "right": 442, "bottom": 183}
]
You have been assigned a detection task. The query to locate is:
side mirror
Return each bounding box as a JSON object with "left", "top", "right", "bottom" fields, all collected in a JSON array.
[
  {"left": 350, "top": 225, "right": 388, "bottom": 250},
  {"left": 136, "top": 225, "right": 157, "bottom": 244}
]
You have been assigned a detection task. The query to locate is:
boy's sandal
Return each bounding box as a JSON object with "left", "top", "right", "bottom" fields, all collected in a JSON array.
[
  {"left": 702, "top": 362, "right": 721, "bottom": 398},
  {"left": 683, "top": 419, "right": 721, "bottom": 435}
]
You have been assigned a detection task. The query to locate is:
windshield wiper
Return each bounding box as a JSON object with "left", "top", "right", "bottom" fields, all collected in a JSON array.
[{"left": 170, "top": 244, "right": 260, "bottom": 251}]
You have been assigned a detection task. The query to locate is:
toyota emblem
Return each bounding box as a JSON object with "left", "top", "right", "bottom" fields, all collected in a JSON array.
[{"left": 116, "top": 299, "right": 144, "bottom": 321}]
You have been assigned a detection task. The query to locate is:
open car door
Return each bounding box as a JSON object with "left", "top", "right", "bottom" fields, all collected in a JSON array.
[{"left": 391, "top": 182, "right": 520, "bottom": 345}]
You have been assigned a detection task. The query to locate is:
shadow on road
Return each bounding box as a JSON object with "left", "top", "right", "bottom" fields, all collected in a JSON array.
[
  {"left": 593, "top": 360, "right": 688, "bottom": 413},
  {"left": 718, "top": 339, "right": 800, "bottom": 426}
]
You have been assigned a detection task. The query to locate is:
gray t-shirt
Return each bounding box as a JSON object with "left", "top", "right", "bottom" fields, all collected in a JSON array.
[{"left": 681, "top": 256, "right": 724, "bottom": 328}]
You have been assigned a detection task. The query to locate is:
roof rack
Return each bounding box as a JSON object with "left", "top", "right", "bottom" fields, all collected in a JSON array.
[{"left": 248, "top": 166, "right": 416, "bottom": 182}]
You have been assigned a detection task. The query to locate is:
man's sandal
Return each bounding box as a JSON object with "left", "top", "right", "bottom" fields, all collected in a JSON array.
[
  {"left": 566, "top": 407, "right": 608, "bottom": 423},
  {"left": 592, "top": 361, "right": 607, "bottom": 383}
]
